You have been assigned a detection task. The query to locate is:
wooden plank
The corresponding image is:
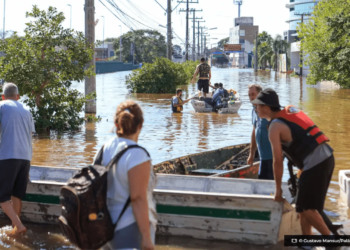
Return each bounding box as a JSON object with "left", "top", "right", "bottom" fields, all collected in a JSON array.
[{"left": 212, "top": 162, "right": 259, "bottom": 178}]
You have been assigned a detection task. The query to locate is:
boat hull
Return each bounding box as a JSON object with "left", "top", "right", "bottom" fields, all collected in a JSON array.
[{"left": 1, "top": 172, "right": 301, "bottom": 245}]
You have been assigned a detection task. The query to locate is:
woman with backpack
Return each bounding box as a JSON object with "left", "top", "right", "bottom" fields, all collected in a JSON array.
[{"left": 97, "top": 100, "right": 157, "bottom": 250}]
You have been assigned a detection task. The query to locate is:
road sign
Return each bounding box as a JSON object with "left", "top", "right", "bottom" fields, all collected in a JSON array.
[{"left": 224, "top": 44, "right": 241, "bottom": 51}]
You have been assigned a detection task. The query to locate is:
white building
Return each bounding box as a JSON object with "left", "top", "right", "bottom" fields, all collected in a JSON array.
[
  {"left": 284, "top": 0, "right": 320, "bottom": 75},
  {"left": 229, "top": 17, "right": 258, "bottom": 68}
]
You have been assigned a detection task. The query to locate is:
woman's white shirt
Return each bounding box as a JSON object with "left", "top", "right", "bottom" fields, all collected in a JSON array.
[{"left": 93, "top": 137, "right": 157, "bottom": 231}]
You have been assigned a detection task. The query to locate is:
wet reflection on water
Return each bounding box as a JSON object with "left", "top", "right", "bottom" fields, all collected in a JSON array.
[{"left": 1, "top": 68, "right": 349, "bottom": 249}]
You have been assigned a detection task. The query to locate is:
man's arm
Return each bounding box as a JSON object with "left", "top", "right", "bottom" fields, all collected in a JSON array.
[
  {"left": 209, "top": 70, "right": 211, "bottom": 82},
  {"left": 247, "top": 126, "right": 257, "bottom": 165},
  {"left": 269, "top": 123, "right": 284, "bottom": 202}
]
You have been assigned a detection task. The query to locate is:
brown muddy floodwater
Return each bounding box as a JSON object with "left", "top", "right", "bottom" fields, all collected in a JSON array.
[{"left": 0, "top": 68, "right": 350, "bottom": 249}]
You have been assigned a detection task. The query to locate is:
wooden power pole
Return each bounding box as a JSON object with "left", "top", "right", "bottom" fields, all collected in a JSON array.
[
  {"left": 189, "top": 9, "right": 202, "bottom": 61},
  {"left": 85, "top": 0, "right": 96, "bottom": 113},
  {"left": 179, "top": 0, "right": 199, "bottom": 61},
  {"left": 167, "top": 0, "right": 172, "bottom": 59}
]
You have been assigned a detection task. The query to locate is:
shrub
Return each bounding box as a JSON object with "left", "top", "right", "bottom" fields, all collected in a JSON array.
[{"left": 126, "top": 58, "right": 198, "bottom": 93}]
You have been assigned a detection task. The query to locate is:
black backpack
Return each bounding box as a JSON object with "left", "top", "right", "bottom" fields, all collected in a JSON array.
[{"left": 58, "top": 144, "right": 149, "bottom": 250}]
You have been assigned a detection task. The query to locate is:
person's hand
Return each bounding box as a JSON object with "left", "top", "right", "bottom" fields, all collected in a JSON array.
[
  {"left": 142, "top": 237, "right": 154, "bottom": 250},
  {"left": 247, "top": 154, "right": 254, "bottom": 165},
  {"left": 273, "top": 188, "right": 284, "bottom": 202},
  {"left": 190, "top": 78, "right": 196, "bottom": 84}
]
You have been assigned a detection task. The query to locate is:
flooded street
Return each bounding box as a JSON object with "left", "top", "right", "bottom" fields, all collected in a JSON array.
[{"left": 1, "top": 67, "right": 350, "bottom": 249}]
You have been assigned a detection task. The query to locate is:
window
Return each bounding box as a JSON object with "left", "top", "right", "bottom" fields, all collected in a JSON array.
[
  {"left": 290, "top": 0, "right": 294, "bottom": 2},
  {"left": 239, "top": 39, "right": 245, "bottom": 44},
  {"left": 290, "top": 7, "right": 295, "bottom": 12},
  {"left": 239, "top": 30, "right": 245, "bottom": 36},
  {"left": 294, "top": 3, "right": 315, "bottom": 15}
]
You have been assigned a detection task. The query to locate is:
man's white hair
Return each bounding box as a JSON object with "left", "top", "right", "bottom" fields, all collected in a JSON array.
[{"left": 3, "top": 82, "right": 19, "bottom": 97}]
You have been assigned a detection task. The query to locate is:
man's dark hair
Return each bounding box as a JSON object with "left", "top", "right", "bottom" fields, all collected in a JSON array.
[
  {"left": 176, "top": 88, "right": 182, "bottom": 94},
  {"left": 270, "top": 106, "right": 281, "bottom": 112},
  {"left": 200, "top": 57, "right": 206, "bottom": 62},
  {"left": 214, "top": 83, "right": 219, "bottom": 87},
  {"left": 218, "top": 83, "right": 223, "bottom": 88}
]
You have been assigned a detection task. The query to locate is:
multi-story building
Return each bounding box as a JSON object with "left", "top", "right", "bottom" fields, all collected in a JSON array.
[
  {"left": 229, "top": 17, "right": 258, "bottom": 68},
  {"left": 284, "top": 0, "right": 319, "bottom": 74}
]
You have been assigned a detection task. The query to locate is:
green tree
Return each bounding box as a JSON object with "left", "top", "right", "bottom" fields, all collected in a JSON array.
[
  {"left": 270, "top": 35, "right": 290, "bottom": 71},
  {"left": 126, "top": 58, "right": 197, "bottom": 93},
  {"left": 298, "top": 0, "right": 350, "bottom": 87},
  {"left": 218, "top": 37, "right": 229, "bottom": 50},
  {"left": 0, "top": 6, "right": 95, "bottom": 131},
  {"left": 110, "top": 29, "right": 166, "bottom": 63}
]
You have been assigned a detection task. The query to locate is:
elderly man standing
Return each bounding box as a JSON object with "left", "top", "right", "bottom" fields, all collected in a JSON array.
[
  {"left": 0, "top": 83, "right": 35, "bottom": 234},
  {"left": 247, "top": 84, "right": 274, "bottom": 180}
]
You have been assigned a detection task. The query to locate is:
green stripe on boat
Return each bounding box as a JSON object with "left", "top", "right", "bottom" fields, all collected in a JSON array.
[
  {"left": 157, "top": 204, "right": 271, "bottom": 221},
  {"left": 24, "top": 194, "right": 60, "bottom": 205},
  {"left": 23, "top": 194, "right": 271, "bottom": 221}
]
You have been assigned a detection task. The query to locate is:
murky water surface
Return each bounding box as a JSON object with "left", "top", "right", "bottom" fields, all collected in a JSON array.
[{"left": 1, "top": 68, "right": 350, "bottom": 249}]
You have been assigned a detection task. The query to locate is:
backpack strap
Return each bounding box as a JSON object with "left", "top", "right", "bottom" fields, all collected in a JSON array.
[
  {"left": 103, "top": 144, "right": 150, "bottom": 228},
  {"left": 93, "top": 146, "right": 104, "bottom": 165}
]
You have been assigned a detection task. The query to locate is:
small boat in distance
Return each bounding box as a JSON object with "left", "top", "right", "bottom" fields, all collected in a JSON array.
[{"left": 190, "top": 92, "right": 242, "bottom": 114}]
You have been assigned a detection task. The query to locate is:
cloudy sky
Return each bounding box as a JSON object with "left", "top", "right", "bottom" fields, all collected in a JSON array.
[{"left": 2, "top": 0, "right": 290, "bottom": 47}]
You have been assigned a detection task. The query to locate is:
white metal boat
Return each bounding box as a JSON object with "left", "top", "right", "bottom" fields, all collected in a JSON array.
[
  {"left": 0, "top": 166, "right": 301, "bottom": 245},
  {"left": 190, "top": 92, "right": 242, "bottom": 113},
  {"left": 339, "top": 170, "right": 350, "bottom": 208}
]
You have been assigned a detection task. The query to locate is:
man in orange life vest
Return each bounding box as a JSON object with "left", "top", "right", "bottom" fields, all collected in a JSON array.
[{"left": 252, "top": 88, "right": 335, "bottom": 237}]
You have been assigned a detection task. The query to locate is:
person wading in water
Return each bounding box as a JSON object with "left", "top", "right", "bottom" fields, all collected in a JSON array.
[
  {"left": 172, "top": 88, "right": 192, "bottom": 113},
  {"left": 252, "top": 88, "right": 337, "bottom": 242},
  {"left": 191, "top": 58, "right": 214, "bottom": 97}
]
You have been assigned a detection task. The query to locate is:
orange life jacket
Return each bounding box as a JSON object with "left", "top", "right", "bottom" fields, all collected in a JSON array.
[{"left": 272, "top": 106, "right": 329, "bottom": 169}]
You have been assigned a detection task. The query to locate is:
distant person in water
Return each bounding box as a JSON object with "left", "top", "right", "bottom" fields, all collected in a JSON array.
[
  {"left": 0, "top": 83, "right": 35, "bottom": 235},
  {"left": 171, "top": 88, "right": 192, "bottom": 113},
  {"left": 191, "top": 58, "right": 215, "bottom": 97}
]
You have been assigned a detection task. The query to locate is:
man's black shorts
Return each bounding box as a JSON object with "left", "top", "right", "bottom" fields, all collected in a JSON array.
[
  {"left": 0, "top": 159, "right": 30, "bottom": 203},
  {"left": 197, "top": 79, "right": 209, "bottom": 93},
  {"left": 296, "top": 155, "right": 334, "bottom": 213}
]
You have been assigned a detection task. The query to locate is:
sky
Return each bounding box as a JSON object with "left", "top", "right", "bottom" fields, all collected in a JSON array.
[{"left": 1, "top": 0, "right": 290, "bottom": 48}]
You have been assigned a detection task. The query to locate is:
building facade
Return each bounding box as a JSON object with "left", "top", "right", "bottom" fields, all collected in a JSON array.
[
  {"left": 284, "top": 0, "right": 319, "bottom": 74},
  {"left": 229, "top": 17, "right": 258, "bottom": 68}
]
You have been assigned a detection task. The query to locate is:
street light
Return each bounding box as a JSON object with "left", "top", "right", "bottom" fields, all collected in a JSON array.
[
  {"left": 119, "top": 25, "right": 122, "bottom": 62},
  {"left": 3, "top": 0, "right": 6, "bottom": 40},
  {"left": 67, "top": 4, "right": 72, "bottom": 29},
  {"left": 101, "top": 16, "right": 105, "bottom": 59}
]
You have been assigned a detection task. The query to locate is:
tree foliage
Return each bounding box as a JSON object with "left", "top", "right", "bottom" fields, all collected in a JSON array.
[
  {"left": 126, "top": 58, "right": 198, "bottom": 93},
  {"left": 108, "top": 29, "right": 166, "bottom": 63},
  {"left": 253, "top": 32, "right": 290, "bottom": 70},
  {"left": 298, "top": 0, "right": 350, "bottom": 87},
  {"left": 218, "top": 37, "right": 229, "bottom": 50},
  {"left": 0, "top": 6, "right": 95, "bottom": 131}
]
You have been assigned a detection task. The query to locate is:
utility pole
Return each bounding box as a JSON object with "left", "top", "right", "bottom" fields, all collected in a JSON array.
[
  {"left": 201, "top": 27, "right": 203, "bottom": 56},
  {"left": 85, "top": 0, "right": 96, "bottom": 113},
  {"left": 179, "top": 0, "right": 199, "bottom": 61},
  {"left": 254, "top": 30, "right": 258, "bottom": 72},
  {"left": 155, "top": 0, "right": 183, "bottom": 60},
  {"left": 3, "top": 0, "right": 5, "bottom": 40},
  {"left": 167, "top": 0, "right": 172, "bottom": 59},
  {"left": 186, "top": 0, "right": 189, "bottom": 61},
  {"left": 189, "top": 9, "right": 202, "bottom": 61},
  {"left": 119, "top": 25, "right": 122, "bottom": 62}
]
